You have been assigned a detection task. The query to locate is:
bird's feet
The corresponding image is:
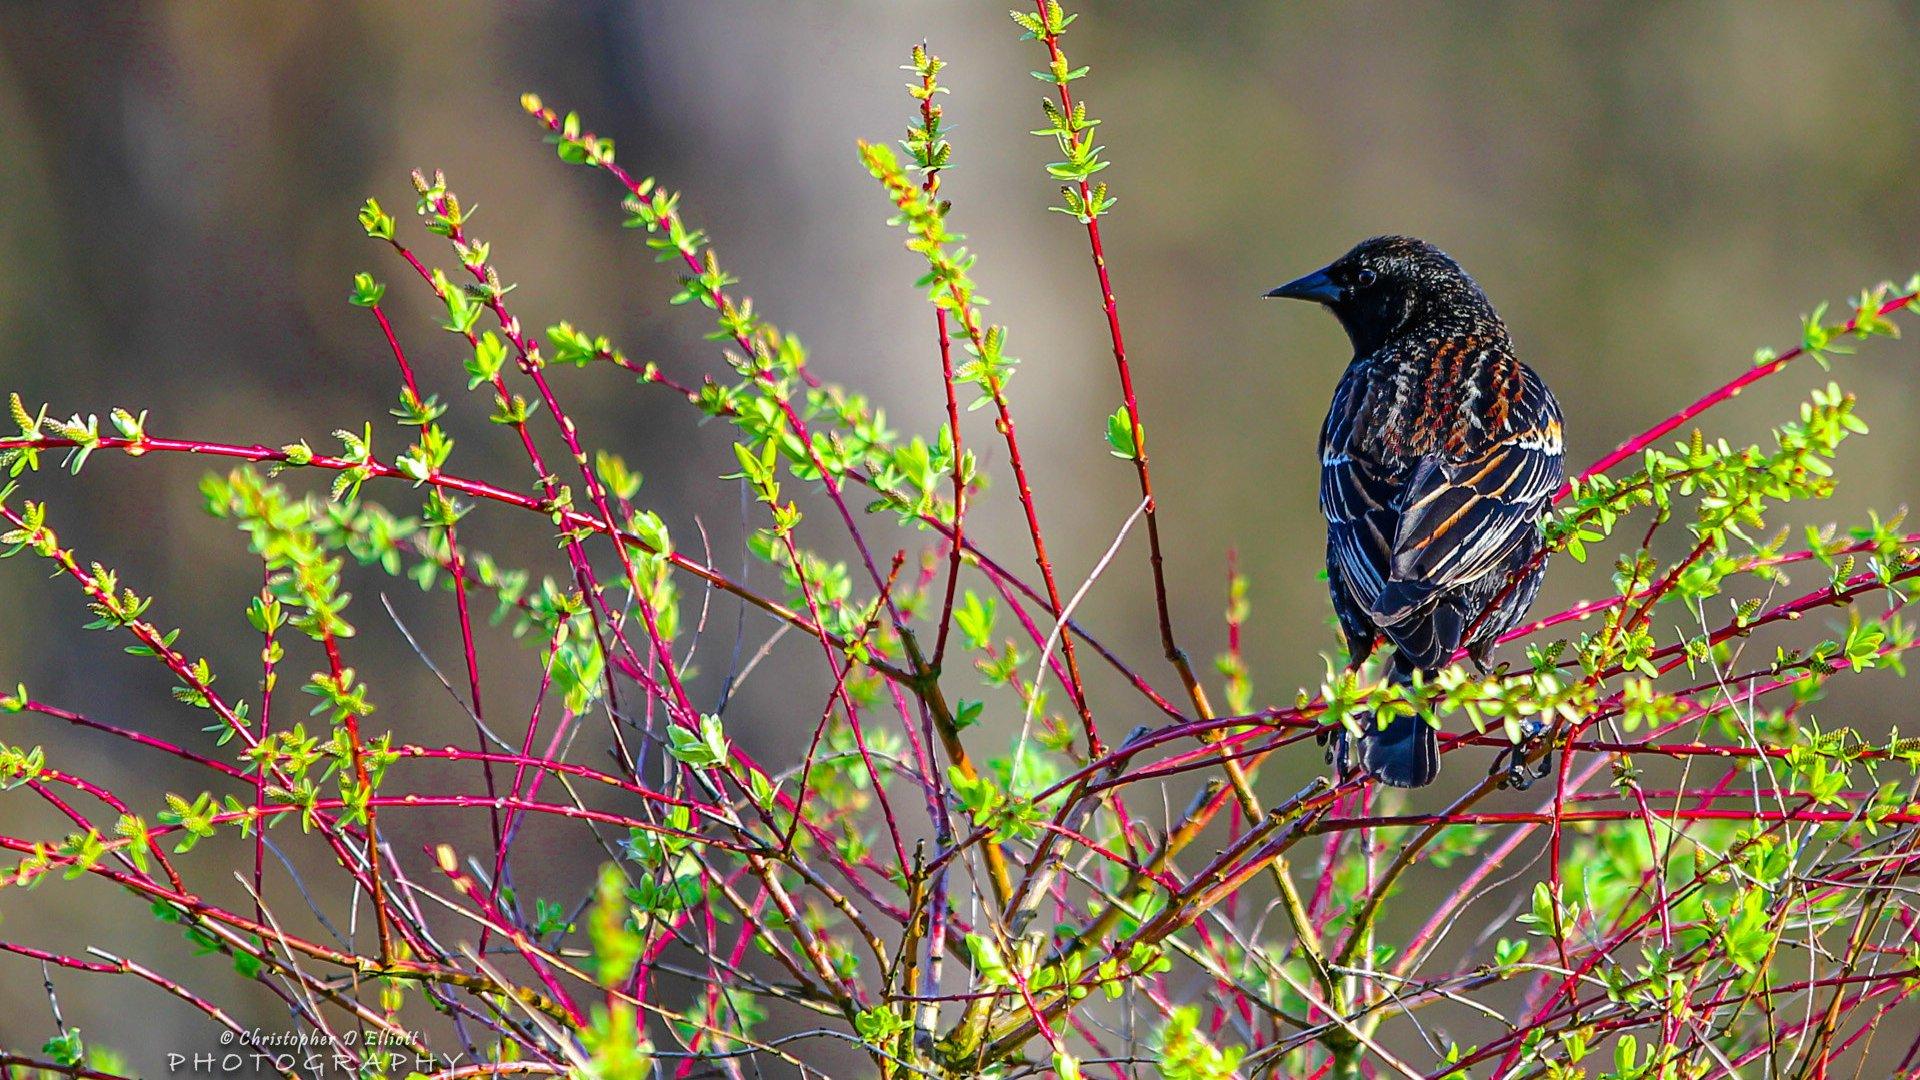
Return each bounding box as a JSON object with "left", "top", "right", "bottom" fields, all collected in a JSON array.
[
  {"left": 1320, "top": 725, "right": 1360, "bottom": 780},
  {"left": 1491, "top": 717, "right": 1553, "bottom": 790}
]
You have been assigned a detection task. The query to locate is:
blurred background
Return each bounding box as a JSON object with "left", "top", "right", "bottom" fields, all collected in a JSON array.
[{"left": 2, "top": 1, "right": 1918, "bottom": 1073}]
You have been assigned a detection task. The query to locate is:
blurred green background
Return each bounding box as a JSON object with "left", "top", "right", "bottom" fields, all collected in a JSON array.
[{"left": 1, "top": 1, "right": 1917, "bottom": 1072}]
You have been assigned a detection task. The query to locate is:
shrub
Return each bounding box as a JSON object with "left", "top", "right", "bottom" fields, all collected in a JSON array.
[{"left": 3, "top": 6, "right": 1918, "bottom": 1079}]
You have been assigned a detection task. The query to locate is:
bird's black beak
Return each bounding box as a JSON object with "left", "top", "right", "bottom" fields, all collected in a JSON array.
[{"left": 1264, "top": 268, "right": 1342, "bottom": 304}]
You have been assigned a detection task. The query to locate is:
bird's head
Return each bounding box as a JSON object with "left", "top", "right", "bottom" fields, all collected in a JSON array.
[{"left": 1265, "top": 236, "right": 1491, "bottom": 356}]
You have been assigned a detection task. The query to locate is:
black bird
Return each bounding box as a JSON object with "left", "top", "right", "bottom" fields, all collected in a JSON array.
[{"left": 1267, "top": 236, "right": 1564, "bottom": 787}]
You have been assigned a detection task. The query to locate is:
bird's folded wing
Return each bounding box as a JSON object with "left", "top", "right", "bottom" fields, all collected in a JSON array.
[
  {"left": 1319, "top": 368, "right": 1400, "bottom": 610},
  {"left": 1370, "top": 426, "right": 1561, "bottom": 626},
  {"left": 1321, "top": 449, "right": 1399, "bottom": 602}
]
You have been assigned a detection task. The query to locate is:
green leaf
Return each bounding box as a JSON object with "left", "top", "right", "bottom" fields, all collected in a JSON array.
[
  {"left": 1105, "top": 405, "right": 1138, "bottom": 459},
  {"left": 667, "top": 714, "right": 729, "bottom": 769},
  {"left": 953, "top": 698, "right": 984, "bottom": 730},
  {"left": 468, "top": 332, "right": 508, "bottom": 389},
  {"left": 349, "top": 271, "right": 386, "bottom": 307}
]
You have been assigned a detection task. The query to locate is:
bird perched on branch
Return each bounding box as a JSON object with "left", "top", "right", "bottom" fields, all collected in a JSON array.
[{"left": 1266, "top": 236, "right": 1564, "bottom": 787}]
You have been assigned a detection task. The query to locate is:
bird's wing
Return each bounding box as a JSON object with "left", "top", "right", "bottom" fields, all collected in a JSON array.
[
  {"left": 1322, "top": 454, "right": 1398, "bottom": 596},
  {"left": 1320, "top": 368, "right": 1401, "bottom": 652},
  {"left": 1372, "top": 376, "right": 1563, "bottom": 627}
]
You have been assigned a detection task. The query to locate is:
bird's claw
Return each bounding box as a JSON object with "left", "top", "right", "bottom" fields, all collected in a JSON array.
[
  {"left": 1323, "top": 727, "right": 1359, "bottom": 779},
  {"left": 1492, "top": 717, "right": 1554, "bottom": 790}
]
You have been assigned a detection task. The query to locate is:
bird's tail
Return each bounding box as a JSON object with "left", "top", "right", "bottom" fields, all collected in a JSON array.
[
  {"left": 1334, "top": 655, "right": 1440, "bottom": 788},
  {"left": 1357, "top": 706, "right": 1439, "bottom": 788}
]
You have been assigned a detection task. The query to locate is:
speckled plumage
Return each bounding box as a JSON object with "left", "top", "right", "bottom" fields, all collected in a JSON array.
[{"left": 1270, "top": 236, "right": 1564, "bottom": 787}]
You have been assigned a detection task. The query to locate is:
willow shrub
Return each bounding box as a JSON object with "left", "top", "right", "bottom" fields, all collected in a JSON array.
[{"left": 4, "top": 6, "right": 1920, "bottom": 1080}]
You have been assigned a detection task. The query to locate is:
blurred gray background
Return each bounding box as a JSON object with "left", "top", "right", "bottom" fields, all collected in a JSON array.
[{"left": 2, "top": 1, "right": 1918, "bottom": 1073}]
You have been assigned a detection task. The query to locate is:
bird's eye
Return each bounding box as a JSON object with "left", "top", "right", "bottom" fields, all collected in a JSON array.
[{"left": 1353, "top": 267, "right": 1378, "bottom": 288}]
